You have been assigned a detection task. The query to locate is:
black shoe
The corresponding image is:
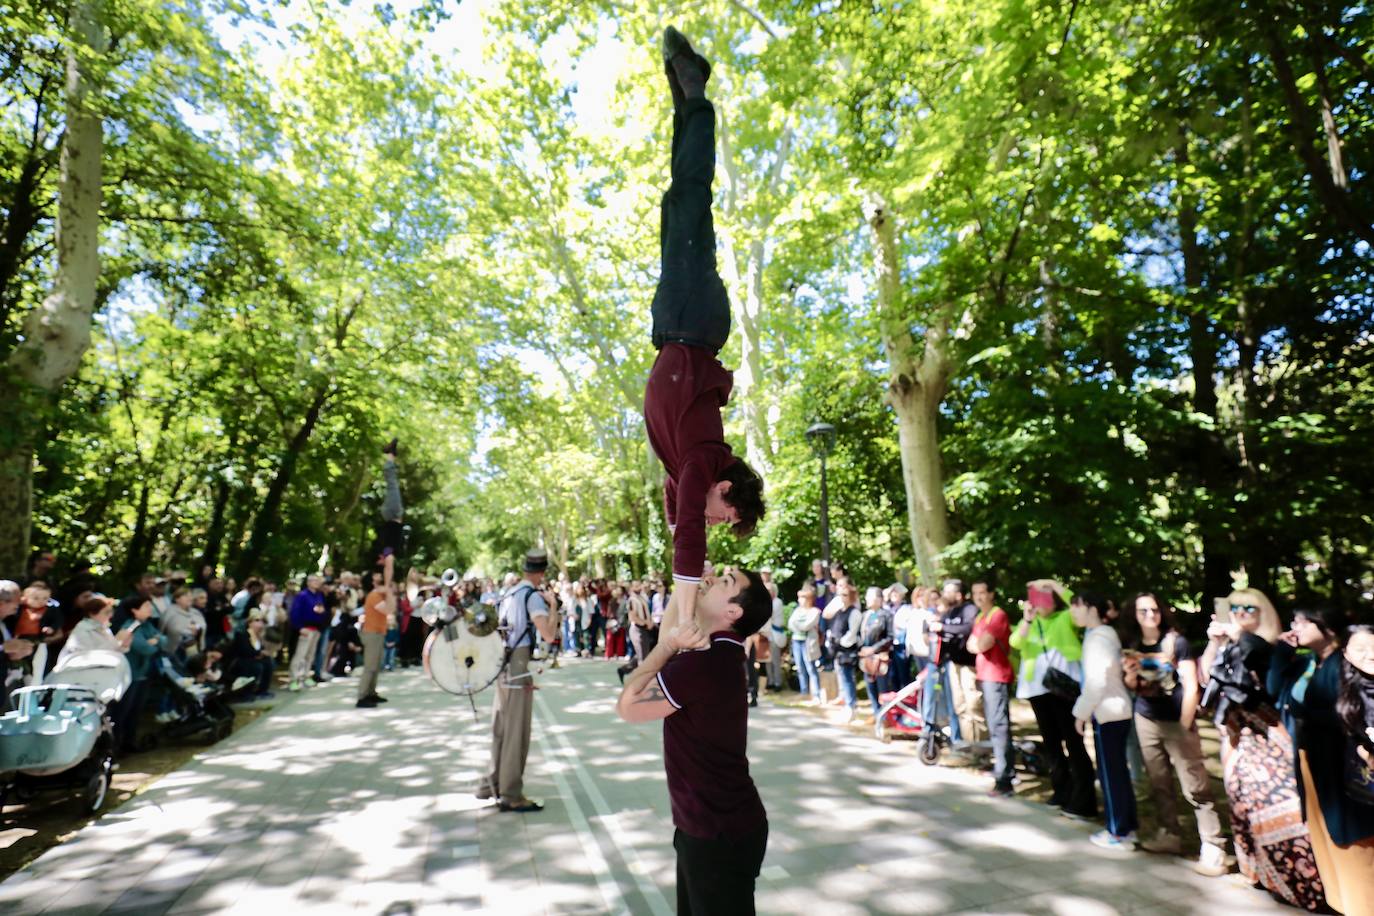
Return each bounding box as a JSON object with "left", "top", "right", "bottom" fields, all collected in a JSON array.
[
  {"left": 662, "top": 27, "right": 712, "bottom": 82},
  {"left": 356, "top": 696, "right": 379, "bottom": 708},
  {"left": 383, "top": 437, "right": 398, "bottom": 456},
  {"left": 497, "top": 798, "right": 544, "bottom": 813},
  {"left": 748, "top": 697, "right": 758, "bottom": 708},
  {"left": 366, "top": 694, "right": 388, "bottom": 703},
  {"left": 987, "top": 784, "right": 1014, "bottom": 798}
]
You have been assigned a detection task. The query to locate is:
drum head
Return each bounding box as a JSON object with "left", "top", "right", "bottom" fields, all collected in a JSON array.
[{"left": 423, "top": 624, "right": 505, "bottom": 695}]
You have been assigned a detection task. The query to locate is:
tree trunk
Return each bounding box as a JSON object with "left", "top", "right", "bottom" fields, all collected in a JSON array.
[
  {"left": 0, "top": 0, "right": 105, "bottom": 576},
  {"left": 867, "top": 194, "right": 952, "bottom": 586},
  {"left": 1177, "top": 128, "right": 1234, "bottom": 602},
  {"left": 197, "top": 432, "right": 240, "bottom": 576},
  {"left": 717, "top": 115, "right": 791, "bottom": 477},
  {"left": 1264, "top": 21, "right": 1373, "bottom": 245},
  {"left": 234, "top": 388, "right": 329, "bottom": 578}
]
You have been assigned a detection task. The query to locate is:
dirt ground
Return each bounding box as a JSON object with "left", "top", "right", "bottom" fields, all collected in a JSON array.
[{"left": 0, "top": 702, "right": 272, "bottom": 883}]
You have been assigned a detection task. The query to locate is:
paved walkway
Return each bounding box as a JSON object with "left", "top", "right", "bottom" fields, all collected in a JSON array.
[{"left": 1, "top": 657, "right": 1291, "bottom": 915}]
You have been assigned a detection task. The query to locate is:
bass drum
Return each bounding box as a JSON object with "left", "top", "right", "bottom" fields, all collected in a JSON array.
[{"left": 423, "top": 622, "right": 505, "bottom": 696}]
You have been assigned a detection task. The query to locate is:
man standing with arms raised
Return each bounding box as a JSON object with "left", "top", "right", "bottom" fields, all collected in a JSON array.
[
  {"left": 617, "top": 565, "right": 774, "bottom": 915},
  {"left": 642, "top": 25, "right": 765, "bottom": 634}
]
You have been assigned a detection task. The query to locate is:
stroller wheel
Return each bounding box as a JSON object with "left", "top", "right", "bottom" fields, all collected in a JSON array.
[
  {"left": 84, "top": 754, "right": 113, "bottom": 813},
  {"left": 918, "top": 734, "right": 941, "bottom": 766}
]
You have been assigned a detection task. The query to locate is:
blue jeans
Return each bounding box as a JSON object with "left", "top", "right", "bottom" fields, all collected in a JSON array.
[
  {"left": 836, "top": 662, "right": 858, "bottom": 709},
  {"left": 1094, "top": 718, "right": 1139, "bottom": 838},
  {"left": 921, "top": 660, "right": 961, "bottom": 742},
  {"left": 792, "top": 639, "right": 819, "bottom": 698},
  {"left": 864, "top": 669, "right": 892, "bottom": 718},
  {"left": 562, "top": 615, "right": 577, "bottom": 650},
  {"left": 313, "top": 631, "right": 328, "bottom": 678}
]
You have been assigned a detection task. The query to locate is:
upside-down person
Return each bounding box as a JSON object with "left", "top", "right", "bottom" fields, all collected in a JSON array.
[
  {"left": 616, "top": 565, "right": 774, "bottom": 915},
  {"left": 642, "top": 25, "right": 765, "bottom": 636}
]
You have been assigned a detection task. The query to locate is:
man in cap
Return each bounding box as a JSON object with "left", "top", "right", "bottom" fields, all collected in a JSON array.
[{"left": 479, "top": 548, "right": 561, "bottom": 812}]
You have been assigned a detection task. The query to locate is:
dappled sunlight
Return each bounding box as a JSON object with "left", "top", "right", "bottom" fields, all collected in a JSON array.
[{"left": 1, "top": 662, "right": 1296, "bottom": 915}]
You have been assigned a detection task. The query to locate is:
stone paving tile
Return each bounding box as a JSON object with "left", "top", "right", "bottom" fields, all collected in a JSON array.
[{"left": 1, "top": 658, "right": 1298, "bottom": 915}]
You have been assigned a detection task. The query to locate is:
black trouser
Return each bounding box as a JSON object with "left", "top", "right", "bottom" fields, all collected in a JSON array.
[
  {"left": 674, "top": 821, "right": 768, "bottom": 916},
  {"left": 651, "top": 98, "right": 730, "bottom": 352},
  {"left": 112, "top": 679, "right": 150, "bottom": 754},
  {"left": 1030, "top": 693, "right": 1097, "bottom": 817}
]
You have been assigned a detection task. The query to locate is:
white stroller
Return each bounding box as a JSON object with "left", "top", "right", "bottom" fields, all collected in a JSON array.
[{"left": 0, "top": 650, "right": 130, "bottom": 813}]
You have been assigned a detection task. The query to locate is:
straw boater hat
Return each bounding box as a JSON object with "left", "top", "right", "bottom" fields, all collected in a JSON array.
[{"left": 524, "top": 549, "right": 549, "bottom": 574}]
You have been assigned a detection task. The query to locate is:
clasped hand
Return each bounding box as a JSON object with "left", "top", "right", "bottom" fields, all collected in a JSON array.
[{"left": 665, "top": 622, "right": 709, "bottom": 653}]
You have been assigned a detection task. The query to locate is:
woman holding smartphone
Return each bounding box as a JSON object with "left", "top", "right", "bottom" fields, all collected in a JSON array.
[{"left": 1199, "top": 588, "right": 1325, "bottom": 909}]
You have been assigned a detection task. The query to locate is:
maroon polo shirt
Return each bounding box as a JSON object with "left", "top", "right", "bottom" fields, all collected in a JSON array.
[
  {"left": 643, "top": 344, "right": 738, "bottom": 586},
  {"left": 656, "top": 631, "right": 767, "bottom": 840}
]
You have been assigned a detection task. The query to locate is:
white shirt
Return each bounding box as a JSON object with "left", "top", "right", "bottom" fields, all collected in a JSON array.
[
  {"left": 1072, "top": 625, "right": 1134, "bottom": 724},
  {"left": 500, "top": 579, "right": 549, "bottom": 649}
]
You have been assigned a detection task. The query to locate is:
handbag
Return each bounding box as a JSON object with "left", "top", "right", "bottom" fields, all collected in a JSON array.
[
  {"left": 1345, "top": 740, "right": 1374, "bottom": 806},
  {"left": 1044, "top": 666, "right": 1082, "bottom": 702},
  {"left": 859, "top": 650, "right": 890, "bottom": 678}
]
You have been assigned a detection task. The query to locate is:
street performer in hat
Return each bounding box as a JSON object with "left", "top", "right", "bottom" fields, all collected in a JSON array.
[
  {"left": 643, "top": 24, "right": 765, "bottom": 635},
  {"left": 477, "top": 548, "right": 560, "bottom": 813}
]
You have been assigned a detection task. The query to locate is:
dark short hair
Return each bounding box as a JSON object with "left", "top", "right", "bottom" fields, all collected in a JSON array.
[
  {"left": 719, "top": 461, "right": 765, "bottom": 537},
  {"left": 971, "top": 577, "right": 995, "bottom": 593},
  {"left": 729, "top": 568, "right": 773, "bottom": 638},
  {"left": 1294, "top": 605, "right": 1346, "bottom": 637},
  {"left": 1073, "top": 590, "right": 1110, "bottom": 618}
]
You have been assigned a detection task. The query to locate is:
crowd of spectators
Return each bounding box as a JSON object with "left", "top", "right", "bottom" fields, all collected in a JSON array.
[
  {"left": 6, "top": 548, "right": 1371, "bottom": 914},
  {"left": 0, "top": 552, "right": 429, "bottom": 752},
  {"left": 774, "top": 561, "right": 1374, "bottom": 915}
]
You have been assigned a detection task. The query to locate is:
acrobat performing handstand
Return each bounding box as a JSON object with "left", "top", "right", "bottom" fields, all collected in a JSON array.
[
  {"left": 618, "top": 27, "right": 774, "bottom": 916},
  {"left": 640, "top": 26, "right": 765, "bottom": 629}
]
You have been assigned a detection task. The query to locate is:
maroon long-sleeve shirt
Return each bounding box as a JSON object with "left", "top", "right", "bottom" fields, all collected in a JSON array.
[{"left": 643, "top": 344, "right": 738, "bottom": 585}]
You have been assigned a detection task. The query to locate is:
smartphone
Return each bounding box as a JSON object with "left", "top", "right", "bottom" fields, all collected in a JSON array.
[{"left": 1212, "top": 597, "right": 1231, "bottom": 624}]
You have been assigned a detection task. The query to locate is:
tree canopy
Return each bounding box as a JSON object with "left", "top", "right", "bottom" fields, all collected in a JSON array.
[{"left": 2, "top": 0, "right": 1370, "bottom": 614}]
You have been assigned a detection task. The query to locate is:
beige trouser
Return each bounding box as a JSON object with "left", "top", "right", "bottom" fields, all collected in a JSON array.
[
  {"left": 487, "top": 647, "right": 534, "bottom": 803},
  {"left": 950, "top": 664, "right": 985, "bottom": 743},
  {"left": 290, "top": 628, "right": 320, "bottom": 683},
  {"left": 358, "top": 631, "right": 384, "bottom": 700},
  {"left": 1134, "top": 713, "right": 1224, "bottom": 846},
  {"left": 1300, "top": 750, "right": 1374, "bottom": 916}
]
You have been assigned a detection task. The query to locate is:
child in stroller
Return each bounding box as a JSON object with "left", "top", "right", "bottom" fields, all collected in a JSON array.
[{"left": 152, "top": 651, "right": 235, "bottom": 744}]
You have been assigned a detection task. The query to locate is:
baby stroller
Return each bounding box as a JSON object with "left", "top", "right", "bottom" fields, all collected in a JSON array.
[
  {"left": 876, "top": 643, "right": 957, "bottom": 765},
  {"left": 154, "top": 657, "right": 235, "bottom": 745},
  {"left": 875, "top": 679, "right": 927, "bottom": 745},
  {"left": 0, "top": 649, "right": 129, "bottom": 814}
]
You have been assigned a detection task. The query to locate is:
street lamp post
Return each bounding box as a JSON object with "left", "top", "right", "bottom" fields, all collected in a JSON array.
[{"left": 805, "top": 421, "right": 837, "bottom": 578}]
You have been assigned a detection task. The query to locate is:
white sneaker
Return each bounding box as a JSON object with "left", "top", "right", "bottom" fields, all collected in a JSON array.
[
  {"left": 1140, "top": 829, "right": 1182, "bottom": 855},
  {"left": 1090, "top": 830, "right": 1136, "bottom": 851},
  {"left": 155, "top": 711, "right": 179, "bottom": 724},
  {"left": 844, "top": 707, "right": 857, "bottom": 724},
  {"left": 231, "top": 676, "right": 257, "bottom": 693},
  {"left": 1194, "top": 842, "right": 1229, "bottom": 877}
]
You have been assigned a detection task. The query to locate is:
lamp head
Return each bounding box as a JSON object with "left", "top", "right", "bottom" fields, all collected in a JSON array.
[{"left": 805, "top": 421, "right": 837, "bottom": 458}]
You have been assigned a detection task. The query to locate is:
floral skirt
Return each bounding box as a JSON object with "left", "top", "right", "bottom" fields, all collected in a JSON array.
[{"left": 1223, "top": 708, "right": 1327, "bottom": 911}]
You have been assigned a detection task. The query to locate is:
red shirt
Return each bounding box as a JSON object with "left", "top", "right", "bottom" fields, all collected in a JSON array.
[
  {"left": 971, "top": 606, "right": 1013, "bottom": 683},
  {"left": 657, "top": 632, "right": 767, "bottom": 840},
  {"left": 643, "top": 344, "right": 738, "bottom": 585}
]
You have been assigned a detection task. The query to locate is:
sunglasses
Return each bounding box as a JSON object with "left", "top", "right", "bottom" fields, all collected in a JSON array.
[{"left": 1230, "top": 605, "right": 1259, "bottom": 616}]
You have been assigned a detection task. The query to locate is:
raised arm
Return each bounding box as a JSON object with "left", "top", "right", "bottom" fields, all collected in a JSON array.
[{"left": 616, "top": 623, "right": 705, "bottom": 723}]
